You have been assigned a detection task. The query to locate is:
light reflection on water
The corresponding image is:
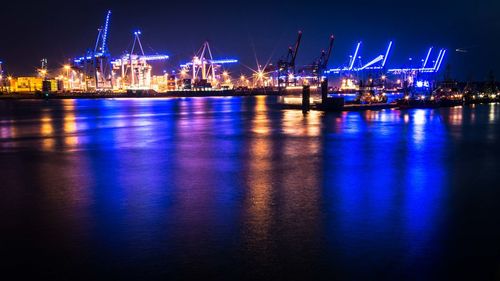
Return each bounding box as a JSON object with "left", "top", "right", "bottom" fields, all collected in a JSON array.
[{"left": 0, "top": 98, "right": 500, "bottom": 280}]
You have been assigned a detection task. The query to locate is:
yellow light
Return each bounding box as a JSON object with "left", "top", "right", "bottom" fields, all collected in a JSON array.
[
  {"left": 381, "top": 75, "right": 386, "bottom": 80},
  {"left": 240, "top": 75, "right": 245, "bottom": 81},
  {"left": 63, "top": 65, "right": 70, "bottom": 70},
  {"left": 223, "top": 71, "right": 228, "bottom": 76}
]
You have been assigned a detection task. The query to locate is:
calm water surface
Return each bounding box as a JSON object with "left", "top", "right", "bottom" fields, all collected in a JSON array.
[{"left": 1, "top": 97, "right": 500, "bottom": 280}]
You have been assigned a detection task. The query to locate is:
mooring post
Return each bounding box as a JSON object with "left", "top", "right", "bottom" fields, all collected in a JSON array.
[
  {"left": 321, "top": 79, "right": 328, "bottom": 104},
  {"left": 302, "top": 85, "right": 310, "bottom": 113}
]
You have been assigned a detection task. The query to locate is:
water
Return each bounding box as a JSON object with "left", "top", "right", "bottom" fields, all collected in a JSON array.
[{"left": 1, "top": 97, "right": 500, "bottom": 280}]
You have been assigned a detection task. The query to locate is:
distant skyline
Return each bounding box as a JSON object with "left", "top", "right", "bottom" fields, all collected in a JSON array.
[{"left": 1, "top": 0, "right": 499, "bottom": 80}]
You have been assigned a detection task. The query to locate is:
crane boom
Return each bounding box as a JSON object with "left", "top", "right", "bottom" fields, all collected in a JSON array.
[
  {"left": 101, "top": 10, "right": 112, "bottom": 54},
  {"left": 290, "top": 31, "right": 302, "bottom": 67},
  {"left": 349, "top": 42, "right": 361, "bottom": 70},
  {"left": 323, "top": 35, "right": 335, "bottom": 69},
  {"left": 381, "top": 41, "right": 393, "bottom": 68},
  {"left": 423, "top": 47, "right": 433, "bottom": 68}
]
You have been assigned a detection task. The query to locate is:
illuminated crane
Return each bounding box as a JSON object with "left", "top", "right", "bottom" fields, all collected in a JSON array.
[
  {"left": 94, "top": 10, "right": 112, "bottom": 89},
  {"left": 325, "top": 41, "right": 393, "bottom": 74},
  {"left": 112, "top": 31, "right": 169, "bottom": 90},
  {"left": 72, "top": 10, "right": 113, "bottom": 90},
  {"left": 357, "top": 41, "right": 392, "bottom": 71},
  {"left": 179, "top": 41, "right": 238, "bottom": 89},
  {"left": 277, "top": 31, "right": 302, "bottom": 88},
  {"left": 313, "top": 35, "right": 335, "bottom": 81},
  {"left": 387, "top": 47, "right": 447, "bottom": 74},
  {"left": 386, "top": 47, "right": 447, "bottom": 92}
]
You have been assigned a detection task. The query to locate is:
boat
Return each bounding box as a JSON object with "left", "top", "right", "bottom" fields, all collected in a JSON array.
[
  {"left": 433, "top": 81, "right": 463, "bottom": 107},
  {"left": 397, "top": 95, "right": 441, "bottom": 109}
]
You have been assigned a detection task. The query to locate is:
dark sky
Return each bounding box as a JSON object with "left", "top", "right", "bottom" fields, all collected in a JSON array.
[{"left": 1, "top": 0, "right": 499, "bottom": 80}]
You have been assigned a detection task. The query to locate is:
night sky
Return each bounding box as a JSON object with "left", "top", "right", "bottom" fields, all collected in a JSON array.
[{"left": 1, "top": 0, "right": 499, "bottom": 80}]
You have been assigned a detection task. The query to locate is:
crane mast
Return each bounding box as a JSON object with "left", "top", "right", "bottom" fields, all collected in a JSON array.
[
  {"left": 277, "top": 31, "right": 303, "bottom": 89},
  {"left": 314, "top": 35, "right": 335, "bottom": 81},
  {"left": 100, "top": 10, "right": 111, "bottom": 55}
]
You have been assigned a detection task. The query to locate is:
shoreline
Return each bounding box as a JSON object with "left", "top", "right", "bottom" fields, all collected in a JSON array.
[{"left": 0, "top": 89, "right": 281, "bottom": 100}]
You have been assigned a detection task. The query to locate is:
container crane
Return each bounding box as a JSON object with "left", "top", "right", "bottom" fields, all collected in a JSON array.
[
  {"left": 72, "top": 10, "right": 113, "bottom": 91},
  {"left": 179, "top": 41, "right": 238, "bottom": 89},
  {"left": 94, "top": 10, "right": 112, "bottom": 89},
  {"left": 111, "top": 31, "right": 169, "bottom": 90},
  {"left": 325, "top": 41, "right": 393, "bottom": 74},
  {"left": 313, "top": 35, "right": 335, "bottom": 81},
  {"left": 277, "top": 31, "right": 302, "bottom": 88},
  {"left": 387, "top": 48, "right": 447, "bottom": 74}
]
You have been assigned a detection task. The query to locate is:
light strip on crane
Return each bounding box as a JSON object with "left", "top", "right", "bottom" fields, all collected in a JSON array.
[
  {"left": 357, "top": 55, "right": 384, "bottom": 71},
  {"left": 349, "top": 42, "right": 361, "bottom": 71},
  {"left": 423, "top": 47, "right": 433, "bottom": 68},
  {"left": 141, "top": 55, "right": 169, "bottom": 61},
  {"left": 101, "top": 10, "right": 111, "bottom": 52},
  {"left": 180, "top": 59, "right": 237, "bottom": 68},
  {"left": 435, "top": 49, "right": 446, "bottom": 72},
  {"left": 210, "top": 59, "right": 238, "bottom": 64},
  {"left": 382, "top": 41, "right": 393, "bottom": 68},
  {"left": 432, "top": 49, "right": 444, "bottom": 70}
]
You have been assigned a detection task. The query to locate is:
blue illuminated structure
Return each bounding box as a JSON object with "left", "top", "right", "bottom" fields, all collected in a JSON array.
[
  {"left": 325, "top": 41, "right": 393, "bottom": 74},
  {"left": 72, "top": 10, "right": 114, "bottom": 90},
  {"left": 422, "top": 47, "right": 433, "bottom": 68},
  {"left": 96, "top": 10, "right": 112, "bottom": 57},
  {"left": 387, "top": 48, "right": 447, "bottom": 74},
  {"left": 180, "top": 59, "right": 238, "bottom": 68},
  {"left": 349, "top": 42, "right": 362, "bottom": 71}
]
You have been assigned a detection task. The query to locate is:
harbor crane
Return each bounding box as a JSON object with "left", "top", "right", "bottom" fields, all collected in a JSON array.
[
  {"left": 387, "top": 47, "right": 447, "bottom": 74},
  {"left": 277, "top": 31, "right": 302, "bottom": 89},
  {"left": 111, "top": 31, "right": 169, "bottom": 90},
  {"left": 325, "top": 41, "right": 392, "bottom": 74},
  {"left": 73, "top": 10, "right": 113, "bottom": 90},
  {"left": 94, "top": 10, "right": 112, "bottom": 89},
  {"left": 312, "top": 34, "right": 335, "bottom": 81},
  {"left": 179, "top": 41, "right": 238, "bottom": 89},
  {"left": 386, "top": 47, "right": 447, "bottom": 93}
]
